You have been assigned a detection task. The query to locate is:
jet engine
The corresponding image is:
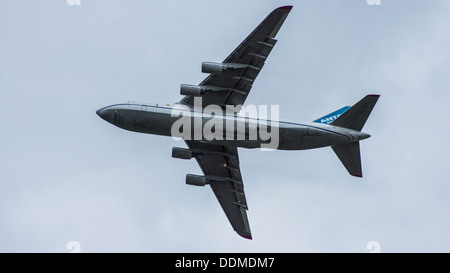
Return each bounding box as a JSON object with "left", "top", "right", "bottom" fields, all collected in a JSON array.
[
  {"left": 186, "top": 174, "right": 207, "bottom": 187},
  {"left": 201, "top": 62, "right": 248, "bottom": 74},
  {"left": 172, "top": 147, "right": 193, "bottom": 160},
  {"left": 180, "top": 84, "right": 209, "bottom": 96}
]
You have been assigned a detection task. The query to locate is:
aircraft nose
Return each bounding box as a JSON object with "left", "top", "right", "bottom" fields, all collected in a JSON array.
[{"left": 96, "top": 108, "right": 112, "bottom": 122}]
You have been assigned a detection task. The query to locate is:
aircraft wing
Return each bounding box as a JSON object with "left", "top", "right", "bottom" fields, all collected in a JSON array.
[
  {"left": 184, "top": 140, "right": 252, "bottom": 239},
  {"left": 178, "top": 6, "right": 292, "bottom": 239},
  {"left": 180, "top": 6, "right": 292, "bottom": 108}
]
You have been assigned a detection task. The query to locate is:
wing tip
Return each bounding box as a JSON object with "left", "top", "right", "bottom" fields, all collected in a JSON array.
[
  {"left": 367, "top": 94, "right": 381, "bottom": 98},
  {"left": 279, "top": 5, "right": 293, "bottom": 10},
  {"left": 277, "top": 5, "right": 293, "bottom": 11},
  {"left": 239, "top": 233, "right": 253, "bottom": 240}
]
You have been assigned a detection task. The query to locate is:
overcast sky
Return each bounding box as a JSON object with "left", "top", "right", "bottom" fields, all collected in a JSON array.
[{"left": 1, "top": 0, "right": 450, "bottom": 252}]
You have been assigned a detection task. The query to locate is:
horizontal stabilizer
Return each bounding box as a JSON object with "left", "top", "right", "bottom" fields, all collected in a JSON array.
[
  {"left": 331, "top": 95, "right": 380, "bottom": 131},
  {"left": 332, "top": 142, "right": 362, "bottom": 177}
]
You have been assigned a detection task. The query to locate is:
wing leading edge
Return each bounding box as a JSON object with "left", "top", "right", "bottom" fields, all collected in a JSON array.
[{"left": 179, "top": 6, "right": 292, "bottom": 239}]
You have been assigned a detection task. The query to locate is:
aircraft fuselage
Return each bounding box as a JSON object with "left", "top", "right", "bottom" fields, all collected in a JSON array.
[{"left": 96, "top": 103, "right": 370, "bottom": 150}]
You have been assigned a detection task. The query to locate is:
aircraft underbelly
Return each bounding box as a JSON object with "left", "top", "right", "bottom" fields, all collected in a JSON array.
[
  {"left": 121, "top": 110, "right": 174, "bottom": 136},
  {"left": 119, "top": 109, "right": 349, "bottom": 150},
  {"left": 277, "top": 126, "right": 349, "bottom": 150}
]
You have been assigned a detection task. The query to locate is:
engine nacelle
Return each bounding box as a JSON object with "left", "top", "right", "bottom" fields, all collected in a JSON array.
[
  {"left": 172, "top": 147, "right": 193, "bottom": 160},
  {"left": 202, "top": 62, "right": 226, "bottom": 74},
  {"left": 180, "top": 84, "right": 207, "bottom": 96},
  {"left": 201, "top": 62, "right": 248, "bottom": 74},
  {"left": 186, "top": 174, "right": 207, "bottom": 187}
]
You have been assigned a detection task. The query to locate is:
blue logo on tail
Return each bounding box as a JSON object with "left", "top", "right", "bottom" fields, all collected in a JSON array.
[{"left": 313, "top": 106, "right": 350, "bottom": 124}]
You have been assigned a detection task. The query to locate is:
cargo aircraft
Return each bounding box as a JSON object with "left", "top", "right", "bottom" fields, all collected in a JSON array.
[{"left": 97, "top": 6, "right": 379, "bottom": 239}]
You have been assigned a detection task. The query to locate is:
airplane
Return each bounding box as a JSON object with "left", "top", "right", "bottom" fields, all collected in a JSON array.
[{"left": 96, "top": 6, "right": 379, "bottom": 240}]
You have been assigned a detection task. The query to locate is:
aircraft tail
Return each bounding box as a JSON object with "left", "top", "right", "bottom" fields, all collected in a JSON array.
[
  {"left": 329, "top": 94, "right": 380, "bottom": 177},
  {"left": 330, "top": 94, "right": 380, "bottom": 131},
  {"left": 313, "top": 106, "right": 350, "bottom": 125},
  {"left": 331, "top": 142, "right": 363, "bottom": 177}
]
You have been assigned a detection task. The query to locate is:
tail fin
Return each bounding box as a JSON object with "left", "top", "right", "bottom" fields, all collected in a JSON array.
[
  {"left": 330, "top": 94, "right": 380, "bottom": 177},
  {"left": 313, "top": 106, "right": 350, "bottom": 124},
  {"left": 331, "top": 94, "right": 380, "bottom": 131}
]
